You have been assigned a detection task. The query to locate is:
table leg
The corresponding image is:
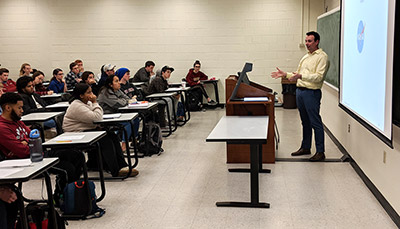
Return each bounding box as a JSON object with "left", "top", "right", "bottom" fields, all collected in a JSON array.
[
  {"left": 44, "top": 171, "right": 58, "bottom": 229},
  {"left": 228, "top": 144, "right": 271, "bottom": 173},
  {"left": 15, "top": 187, "right": 28, "bottom": 229},
  {"left": 216, "top": 144, "right": 269, "bottom": 208},
  {"left": 95, "top": 142, "right": 106, "bottom": 202}
]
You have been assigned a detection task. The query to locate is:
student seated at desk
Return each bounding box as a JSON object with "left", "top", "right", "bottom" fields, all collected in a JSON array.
[
  {"left": 0, "top": 186, "right": 18, "bottom": 229},
  {"left": 63, "top": 83, "right": 138, "bottom": 177},
  {"left": 48, "top": 68, "right": 67, "bottom": 94},
  {"left": 81, "top": 71, "right": 100, "bottom": 96},
  {"left": 98, "top": 75, "right": 139, "bottom": 152},
  {"left": 0, "top": 92, "right": 84, "bottom": 204},
  {"left": 0, "top": 68, "right": 17, "bottom": 93},
  {"left": 116, "top": 67, "right": 144, "bottom": 101},
  {"left": 32, "top": 71, "right": 53, "bottom": 96},
  {"left": 16, "top": 76, "right": 57, "bottom": 132},
  {"left": 147, "top": 65, "right": 179, "bottom": 126},
  {"left": 186, "top": 60, "right": 216, "bottom": 105}
]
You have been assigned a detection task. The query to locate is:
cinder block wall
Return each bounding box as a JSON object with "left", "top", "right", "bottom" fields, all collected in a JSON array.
[{"left": 0, "top": 0, "right": 324, "bottom": 100}]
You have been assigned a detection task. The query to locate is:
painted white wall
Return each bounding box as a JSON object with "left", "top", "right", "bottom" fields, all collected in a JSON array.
[
  {"left": 0, "top": 0, "right": 324, "bottom": 101},
  {"left": 322, "top": 0, "right": 400, "bottom": 215}
]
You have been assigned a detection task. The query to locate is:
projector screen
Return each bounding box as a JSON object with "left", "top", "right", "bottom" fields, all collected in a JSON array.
[{"left": 339, "top": 0, "right": 395, "bottom": 147}]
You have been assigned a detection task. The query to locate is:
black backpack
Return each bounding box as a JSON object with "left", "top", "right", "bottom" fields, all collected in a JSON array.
[
  {"left": 61, "top": 179, "right": 105, "bottom": 219},
  {"left": 16, "top": 200, "right": 67, "bottom": 229},
  {"left": 138, "top": 121, "right": 163, "bottom": 156},
  {"left": 186, "top": 88, "right": 203, "bottom": 111}
]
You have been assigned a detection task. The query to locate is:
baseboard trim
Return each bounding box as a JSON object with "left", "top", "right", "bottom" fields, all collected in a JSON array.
[{"left": 324, "top": 125, "right": 400, "bottom": 228}]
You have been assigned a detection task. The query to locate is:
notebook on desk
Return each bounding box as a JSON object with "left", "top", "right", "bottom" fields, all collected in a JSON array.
[
  {"left": 128, "top": 101, "right": 149, "bottom": 107},
  {"left": 103, "top": 113, "right": 122, "bottom": 119},
  {"left": 230, "top": 97, "right": 269, "bottom": 102}
]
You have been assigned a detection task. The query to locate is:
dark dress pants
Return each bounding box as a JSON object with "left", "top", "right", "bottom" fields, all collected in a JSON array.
[{"left": 296, "top": 88, "right": 325, "bottom": 153}]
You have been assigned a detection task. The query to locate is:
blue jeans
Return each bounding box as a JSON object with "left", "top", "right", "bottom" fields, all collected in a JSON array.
[
  {"left": 296, "top": 88, "right": 325, "bottom": 153},
  {"left": 43, "top": 119, "right": 56, "bottom": 129},
  {"left": 120, "top": 118, "right": 140, "bottom": 142}
]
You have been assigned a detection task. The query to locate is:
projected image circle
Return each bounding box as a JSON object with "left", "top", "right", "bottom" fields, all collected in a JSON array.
[{"left": 357, "top": 20, "right": 365, "bottom": 53}]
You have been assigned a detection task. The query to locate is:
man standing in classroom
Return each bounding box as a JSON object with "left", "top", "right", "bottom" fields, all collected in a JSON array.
[{"left": 271, "top": 31, "right": 328, "bottom": 162}]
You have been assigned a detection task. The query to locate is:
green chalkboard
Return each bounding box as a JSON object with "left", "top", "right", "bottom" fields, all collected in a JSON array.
[{"left": 317, "top": 10, "right": 340, "bottom": 89}]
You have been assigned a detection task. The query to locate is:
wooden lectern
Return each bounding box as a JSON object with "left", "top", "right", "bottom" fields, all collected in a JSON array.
[{"left": 225, "top": 75, "right": 275, "bottom": 163}]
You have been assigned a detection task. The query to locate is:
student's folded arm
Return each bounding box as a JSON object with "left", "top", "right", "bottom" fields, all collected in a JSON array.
[
  {"left": 0, "top": 129, "right": 30, "bottom": 159},
  {"left": 76, "top": 103, "right": 103, "bottom": 123}
]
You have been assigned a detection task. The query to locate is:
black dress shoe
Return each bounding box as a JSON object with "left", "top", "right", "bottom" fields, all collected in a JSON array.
[
  {"left": 291, "top": 148, "right": 311, "bottom": 156},
  {"left": 309, "top": 152, "right": 326, "bottom": 162}
]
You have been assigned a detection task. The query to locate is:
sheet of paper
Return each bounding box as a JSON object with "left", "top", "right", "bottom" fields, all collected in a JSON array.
[
  {"left": 0, "top": 159, "right": 32, "bottom": 168},
  {"left": 103, "top": 113, "right": 122, "bottom": 119},
  {"left": 243, "top": 97, "right": 269, "bottom": 102},
  {"left": 0, "top": 168, "right": 24, "bottom": 178},
  {"left": 53, "top": 135, "right": 85, "bottom": 141}
]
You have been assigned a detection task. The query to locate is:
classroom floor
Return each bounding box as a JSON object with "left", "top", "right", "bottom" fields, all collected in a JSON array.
[{"left": 23, "top": 107, "right": 396, "bottom": 228}]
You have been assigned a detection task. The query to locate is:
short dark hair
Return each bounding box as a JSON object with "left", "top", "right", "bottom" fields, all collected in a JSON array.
[
  {"left": 306, "top": 31, "right": 320, "bottom": 42},
  {"left": 32, "top": 70, "right": 44, "bottom": 80},
  {"left": 16, "top": 76, "right": 34, "bottom": 93},
  {"left": 81, "top": 71, "right": 95, "bottom": 83},
  {"left": 71, "top": 83, "right": 90, "bottom": 103},
  {"left": 0, "top": 92, "right": 23, "bottom": 109},
  {"left": 69, "top": 62, "right": 78, "bottom": 71},
  {"left": 193, "top": 60, "right": 201, "bottom": 67},
  {"left": 0, "top": 68, "right": 9, "bottom": 75},
  {"left": 145, "top": 61, "right": 155, "bottom": 67}
]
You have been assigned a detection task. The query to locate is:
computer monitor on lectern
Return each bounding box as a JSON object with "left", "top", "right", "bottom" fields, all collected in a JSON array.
[{"left": 229, "top": 62, "right": 253, "bottom": 101}]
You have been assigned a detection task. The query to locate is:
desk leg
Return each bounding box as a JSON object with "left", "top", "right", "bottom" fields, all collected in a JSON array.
[
  {"left": 95, "top": 142, "right": 106, "bottom": 202},
  {"left": 122, "top": 126, "right": 132, "bottom": 179},
  {"left": 130, "top": 120, "right": 139, "bottom": 168},
  {"left": 228, "top": 144, "right": 271, "bottom": 173},
  {"left": 212, "top": 82, "right": 220, "bottom": 106},
  {"left": 216, "top": 144, "right": 270, "bottom": 208},
  {"left": 15, "top": 188, "right": 28, "bottom": 229},
  {"left": 44, "top": 171, "right": 58, "bottom": 229}
]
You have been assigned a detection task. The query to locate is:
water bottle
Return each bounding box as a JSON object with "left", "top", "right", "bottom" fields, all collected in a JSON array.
[{"left": 29, "top": 129, "right": 43, "bottom": 162}]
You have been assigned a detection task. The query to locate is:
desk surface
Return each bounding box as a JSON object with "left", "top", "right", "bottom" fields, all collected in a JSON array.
[
  {"left": 119, "top": 101, "right": 158, "bottom": 111},
  {"left": 201, "top": 79, "right": 219, "bottom": 83},
  {"left": 46, "top": 101, "right": 69, "bottom": 109},
  {"left": 206, "top": 116, "right": 269, "bottom": 143},
  {"left": 43, "top": 131, "right": 106, "bottom": 147},
  {"left": 131, "top": 82, "right": 145, "bottom": 86},
  {"left": 21, "top": 112, "right": 64, "bottom": 122},
  {"left": 94, "top": 113, "right": 139, "bottom": 124},
  {"left": 165, "top": 87, "right": 190, "bottom": 92},
  {"left": 40, "top": 93, "right": 62, "bottom": 98},
  {"left": 0, "top": 158, "right": 59, "bottom": 183},
  {"left": 146, "top": 92, "right": 176, "bottom": 98}
]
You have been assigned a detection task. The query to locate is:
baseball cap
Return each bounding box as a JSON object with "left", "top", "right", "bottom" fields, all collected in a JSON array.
[
  {"left": 161, "top": 65, "right": 174, "bottom": 73},
  {"left": 103, "top": 64, "right": 116, "bottom": 72}
]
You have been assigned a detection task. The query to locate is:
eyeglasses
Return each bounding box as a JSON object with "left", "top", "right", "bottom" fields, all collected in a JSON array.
[
  {"left": 57, "top": 73, "right": 64, "bottom": 76},
  {"left": 194, "top": 65, "right": 200, "bottom": 68}
]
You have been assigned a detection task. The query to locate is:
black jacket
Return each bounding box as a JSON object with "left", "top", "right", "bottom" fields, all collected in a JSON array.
[
  {"left": 147, "top": 75, "right": 168, "bottom": 95},
  {"left": 20, "top": 93, "right": 47, "bottom": 115}
]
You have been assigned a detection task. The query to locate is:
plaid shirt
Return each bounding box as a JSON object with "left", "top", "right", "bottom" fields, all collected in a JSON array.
[{"left": 65, "top": 71, "right": 79, "bottom": 90}]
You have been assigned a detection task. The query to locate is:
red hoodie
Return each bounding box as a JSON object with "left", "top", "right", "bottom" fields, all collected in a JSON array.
[
  {"left": 0, "top": 116, "right": 31, "bottom": 159},
  {"left": 2, "top": 79, "right": 17, "bottom": 93},
  {"left": 185, "top": 68, "right": 208, "bottom": 86}
]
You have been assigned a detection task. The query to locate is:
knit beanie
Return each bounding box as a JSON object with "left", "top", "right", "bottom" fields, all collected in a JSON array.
[{"left": 115, "top": 68, "right": 129, "bottom": 80}]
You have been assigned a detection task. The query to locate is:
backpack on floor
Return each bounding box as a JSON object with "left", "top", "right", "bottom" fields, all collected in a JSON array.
[
  {"left": 186, "top": 88, "right": 203, "bottom": 111},
  {"left": 16, "top": 200, "right": 67, "bottom": 229},
  {"left": 61, "top": 179, "right": 105, "bottom": 219},
  {"left": 138, "top": 121, "right": 163, "bottom": 156}
]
